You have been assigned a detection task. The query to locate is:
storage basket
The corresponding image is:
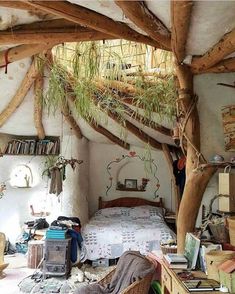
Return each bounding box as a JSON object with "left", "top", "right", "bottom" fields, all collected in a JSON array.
[
  {"left": 160, "top": 244, "right": 177, "bottom": 255},
  {"left": 98, "top": 268, "right": 153, "bottom": 294}
]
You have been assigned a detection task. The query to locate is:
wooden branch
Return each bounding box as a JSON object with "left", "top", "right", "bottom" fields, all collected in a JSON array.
[
  {"left": 171, "top": 0, "right": 194, "bottom": 63},
  {"left": 23, "top": 0, "right": 165, "bottom": 48},
  {"left": 0, "top": 29, "right": 114, "bottom": 45},
  {"left": 61, "top": 102, "right": 83, "bottom": 139},
  {"left": 162, "top": 143, "right": 181, "bottom": 218},
  {"left": 192, "top": 57, "right": 235, "bottom": 74},
  {"left": 0, "top": 58, "right": 39, "bottom": 127},
  {"left": 0, "top": 1, "right": 55, "bottom": 19},
  {"left": 87, "top": 121, "right": 130, "bottom": 150},
  {"left": 34, "top": 60, "right": 45, "bottom": 139},
  {"left": 0, "top": 44, "right": 56, "bottom": 68},
  {"left": 191, "top": 28, "right": 235, "bottom": 72},
  {"left": 115, "top": 0, "right": 171, "bottom": 50},
  {"left": 8, "top": 19, "right": 86, "bottom": 32},
  {"left": 91, "top": 97, "right": 163, "bottom": 150}
]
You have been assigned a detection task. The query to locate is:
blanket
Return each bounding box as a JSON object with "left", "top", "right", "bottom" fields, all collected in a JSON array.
[{"left": 74, "top": 251, "right": 155, "bottom": 294}]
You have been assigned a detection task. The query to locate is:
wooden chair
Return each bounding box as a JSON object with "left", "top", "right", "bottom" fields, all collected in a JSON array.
[{"left": 98, "top": 268, "right": 153, "bottom": 294}]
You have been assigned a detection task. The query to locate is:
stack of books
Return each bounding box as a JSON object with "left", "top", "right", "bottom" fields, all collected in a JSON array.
[
  {"left": 163, "top": 253, "right": 188, "bottom": 269},
  {"left": 182, "top": 279, "right": 220, "bottom": 292}
]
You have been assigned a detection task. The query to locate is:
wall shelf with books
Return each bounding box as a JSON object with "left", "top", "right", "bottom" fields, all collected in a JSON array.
[{"left": 1, "top": 135, "right": 60, "bottom": 156}]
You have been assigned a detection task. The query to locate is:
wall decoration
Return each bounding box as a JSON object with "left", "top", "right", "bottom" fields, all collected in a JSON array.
[
  {"left": 10, "top": 164, "right": 33, "bottom": 188},
  {"left": 221, "top": 105, "right": 235, "bottom": 151},
  {"left": 124, "top": 179, "right": 138, "bottom": 190},
  {"left": 106, "top": 151, "right": 160, "bottom": 198}
]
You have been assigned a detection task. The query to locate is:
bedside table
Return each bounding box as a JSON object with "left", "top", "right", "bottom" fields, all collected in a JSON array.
[
  {"left": 164, "top": 213, "right": 176, "bottom": 233},
  {"left": 161, "top": 261, "right": 226, "bottom": 294}
]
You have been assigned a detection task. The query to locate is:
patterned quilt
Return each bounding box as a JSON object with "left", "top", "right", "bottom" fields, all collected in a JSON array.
[{"left": 81, "top": 205, "right": 176, "bottom": 261}]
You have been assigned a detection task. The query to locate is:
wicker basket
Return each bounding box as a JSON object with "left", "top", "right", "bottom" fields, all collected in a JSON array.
[
  {"left": 160, "top": 244, "right": 177, "bottom": 255},
  {"left": 98, "top": 268, "right": 153, "bottom": 294}
]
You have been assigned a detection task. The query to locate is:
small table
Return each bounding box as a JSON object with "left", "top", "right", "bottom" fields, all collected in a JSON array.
[
  {"left": 161, "top": 261, "right": 226, "bottom": 294},
  {"left": 164, "top": 213, "right": 176, "bottom": 233}
]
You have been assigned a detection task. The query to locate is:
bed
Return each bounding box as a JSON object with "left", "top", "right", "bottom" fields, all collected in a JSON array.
[{"left": 81, "top": 197, "right": 176, "bottom": 261}]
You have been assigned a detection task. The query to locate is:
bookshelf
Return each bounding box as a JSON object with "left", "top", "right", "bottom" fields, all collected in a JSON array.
[{"left": 1, "top": 135, "right": 60, "bottom": 156}]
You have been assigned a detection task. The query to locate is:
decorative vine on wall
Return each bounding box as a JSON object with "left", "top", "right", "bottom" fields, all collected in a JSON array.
[{"left": 106, "top": 151, "right": 160, "bottom": 198}]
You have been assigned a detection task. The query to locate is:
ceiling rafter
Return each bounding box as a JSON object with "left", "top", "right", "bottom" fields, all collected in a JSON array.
[
  {"left": 22, "top": 0, "right": 166, "bottom": 49},
  {"left": 191, "top": 28, "right": 235, "bottom": 72},
  {"left": 0, "top": 57, "right": 40, "bottom": 127},
  {"left": 193, "top": 57, "right": 235, "bottom": 74},
  {"left": 85, "top": 120, "right": 130, "bottom": 150},
  {"left": 0, "top": 44, "right": 56, "bottom": 68},
  {"left": 66, "top": 94, "right": 130, "bottom": 150},
  {"left": 115, "top": 0, "right": 171, "bottom": 50},
  {"left": 95, "top": 82, "right": 172, "bottom": 136},
  {"left": 91, "top": 96, "right": 163, "bottom": 150},
  {"left": 0, "top": 28, "right": 114, "bottom": 45},
  {"left": 171, "top": 0, "right": 194, "bottom": 64}
]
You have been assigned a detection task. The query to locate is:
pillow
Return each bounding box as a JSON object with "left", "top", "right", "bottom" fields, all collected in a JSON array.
[
  {"left": 94, "top": 207, "right": 130, "bottom": 217},
  {"left": 129, "top": 205, "right": 165, "bottom": 220}
]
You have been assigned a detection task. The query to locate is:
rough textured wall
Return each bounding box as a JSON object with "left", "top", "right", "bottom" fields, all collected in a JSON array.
[
  {"left": 195, "top": 73, "right": 235, "bottom": 222},
  {"left": 88, "top": 142, "right": 173, "bottom": 216}
]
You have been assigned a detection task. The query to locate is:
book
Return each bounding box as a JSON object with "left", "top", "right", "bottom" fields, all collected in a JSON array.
[
  {"left": 182, "top": 279, "right": 220, "bottom": 292},
  {"left": 164, "top": 259, "right": 188, "bottom": 269},
  {"left": 184, "top": 233, "right": 201, "bottom": 270},
  {"left": 164, "top": 253, "right": 188, "bottom": 264}
]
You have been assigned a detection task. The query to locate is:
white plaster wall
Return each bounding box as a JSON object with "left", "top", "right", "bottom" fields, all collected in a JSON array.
[
  {"left": 88, "top": 142, "right": 174, "bottom": 216},
  {"left": 0, "top": 133, "right": 89, "bottom": 244},
  {"left": 195, "top": 73, "right": 235, "bottom": 223}
]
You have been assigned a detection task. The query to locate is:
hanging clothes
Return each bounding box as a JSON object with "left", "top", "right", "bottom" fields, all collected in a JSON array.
[
  {"left": 49, "top": 167, "right": 63, "bottom": 196},
  {"left": 173, "top": 157, "right": 186, "bottom": 197}
]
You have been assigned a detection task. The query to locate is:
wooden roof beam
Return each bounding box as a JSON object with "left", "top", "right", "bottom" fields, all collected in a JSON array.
[
  {"left": 0, "top": 29, "right": 114, "bottom": 45},
  {"left": 191, "top": 28, "right": 235, "bottom": 72},
  {"left": 0, "top": 58, "right": 39, "bottom": 127},
  {"left": 0, "top": 44, "right": 56, "bottom": 68},
  {"left": 115, "top": 0, "right": 171, "bottom": 50},
  {"left": 171, "top": 0, "right": 194, "bottom": 64},
  {"left": 86, "top": 121, "right": 130, "bottom": 150},
  {"left": 192, "top": 57, "right": 235, "bottom": 74},
  {"left": 66, "top": 94, "right": 130, "bottom": 149},
  {"left": 22, "top": 0, "right": 165, "bottom": 48},
  {"left": 91, "top": 97, "right": 163, "bottom": 150}
]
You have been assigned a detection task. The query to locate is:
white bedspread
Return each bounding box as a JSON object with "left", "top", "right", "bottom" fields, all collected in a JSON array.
[{"left": 81, "top": 206, "right": 176, "bottom": 261}]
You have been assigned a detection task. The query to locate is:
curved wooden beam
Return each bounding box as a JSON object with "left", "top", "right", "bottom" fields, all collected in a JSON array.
[
  {"left": 192, "top": 57, "right": 235, "bottom": 74},
  {"left": 171, "top": 0, "right": 194, "bottom": 64},
  {"left": 86, "top": 121, "right": 130, "bottom": 150},
  {"left": 0, "top": 58, "right": 39, "bottom": 127},
  {"left": 191, "top": 28, "right": 235, "bottom": 72},
  {"left": 115, "top": 0, "right": 171, "bottom": 50},
  {"left": 34, "top": 65, "right": 45, "bottom": 139},
  {"left": 23, "top": 0, "right": 165, "bottom": 48},
  {"left": 0, "top": 44, "right": 56, "bottom": 68}
]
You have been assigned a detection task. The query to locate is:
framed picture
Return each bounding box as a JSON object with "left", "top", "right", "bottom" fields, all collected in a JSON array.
[{"left": 125, "top": 179, "right": 137, "bottom": 189}]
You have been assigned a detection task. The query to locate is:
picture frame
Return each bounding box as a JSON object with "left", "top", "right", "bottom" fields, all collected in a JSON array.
[{"left": 125, "top": 179, "right": 138, "bottom": 189}]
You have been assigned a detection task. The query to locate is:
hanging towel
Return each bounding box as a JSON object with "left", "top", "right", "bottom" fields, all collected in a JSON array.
[{"left": 49, "top": 167, "right": 63, "bottom": 196}]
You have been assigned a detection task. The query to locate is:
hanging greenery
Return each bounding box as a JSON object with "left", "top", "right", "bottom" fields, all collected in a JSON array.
[{"left": 43, "top": 41, "right": 177, "bottom": 129}]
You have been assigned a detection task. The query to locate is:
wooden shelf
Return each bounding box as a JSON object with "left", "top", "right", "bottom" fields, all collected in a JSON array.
[
  {"left": 194, "top": 162, "right": 235, "bottom": 171},
  {"left": 116, "top": 188, "right": 146, "bottom": 192}
]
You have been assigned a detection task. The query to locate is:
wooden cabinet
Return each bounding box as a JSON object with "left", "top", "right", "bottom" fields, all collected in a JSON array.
[{"left": 161, "top": 261, "right": 225, "bottom": 294}]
